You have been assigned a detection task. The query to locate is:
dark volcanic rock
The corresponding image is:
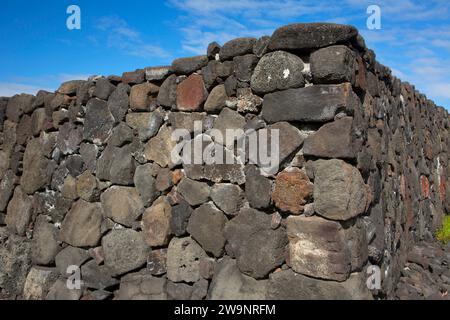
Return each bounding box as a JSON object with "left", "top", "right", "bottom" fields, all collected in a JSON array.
[
  {"left": 268, "top": 23, "right": 358, "bottom": 52},
  {"left": 262, "top": 83, "right": 360, "bottom": 123}
]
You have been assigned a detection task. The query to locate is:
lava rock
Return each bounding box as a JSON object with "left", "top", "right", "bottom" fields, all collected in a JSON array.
[
  {"left": 166, "top": 237, "right": 207, "bottom": 283},
  {"left": 272, "top": 168, "right": 313, "bottom": 214},
  {"left": 130, "top": 82, "right": 159, "bottom": 111},
  {"left": 312, "top": 159, "right": 371, "bottom": 221},
  {"left": 244, "top": 165, "right": 272, "bottom": 209},
  {"left": 303, "top": 116, "right": 356, "bottom": 159},
  {"left": 102, "top": 229, "right": 149, "bottom": 276},
  {"left": 107, "top": 83, "right": 130, "bottom": 123},
  {"left": 59, "top": 200, "right": 103, "bottom": 247},
  {"left": 172, "top": 55, "right": 209, "bottom": 75},
  {"left": 142, "top": 196, "right": 172, "bottom": 247},
  {"left": 31, "top": 215, "right": 59, "bottom": 265},
  {"left": 251, "top": 51, "right": 305, "bottom": 94},
  {"left": 210, "top": 183, "right": 245, "bottom": 215},
  {"left": 101, "top": 186, "right": 144, "bottom": 227},
  {"left": 219, "top": 37, "right": 257, "bottom": 61},
  {"left": 5, "top": 186, "right": 32, "bottom": 236},
  {"left": 178, "top": 178, "right": 210, "bottom": 206},
  {"left": 224, "top": 208, "right": 287, "bottom": 279},
  {"left": 83, "top": 98, "right": 114, "bottom": 144},
  {"left": 170, "top": 200, "right": 193, "bottom": 237},
  {"left": 204, "top": 84, "right": 228, "bottom": 112},
  {"left": 133, "top": 164, "right": 158, "bottom": 206},
  {"left": 262, "top": 83, "right": 360, "bottom": 123},
  {"left": 268, "top": 23, "right": 358, "bottom": 52},
  {"left": 176, "top": 74, "right": 208, "bottom": 112},
  {"left": 187, "top": 203, "right": 228, "bottom": 257},
  {"left": 310, "top": 45, "right": 357, "bottom": 84}
]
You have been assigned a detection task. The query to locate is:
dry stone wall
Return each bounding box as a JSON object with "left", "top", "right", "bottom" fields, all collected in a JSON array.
[{"left": 0, "top": 23, "right": 449, "bottom": 300}]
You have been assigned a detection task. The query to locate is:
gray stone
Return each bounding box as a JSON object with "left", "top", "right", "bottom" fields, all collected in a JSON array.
[
  {"left": 268, "top": 23, "right": 358, "bottom": 52},
  {"left": 6, "top": 94, "right": 36, "bottom": 122},
  {"left": 117, "top": 271, "right": 167, "bottom": 300},
  {"left": 170, "top": 200, "right": 193, "bottom": 237},
  {"left": 0, "top": 228, "right": 32, "bottom": 296},
  {"left": 233, "top": 54, "right": 258, "bottom": 82},
  {"left": 211, "top": 183, "right": 244, "bottom": 215},
  {"left": 141, "top": 196, "right": 172, "bottom": 247},
  {"left": 310, "top": 45, "right": 357, "bottom": 84},
  {"left": 144, "top": 125, "right": 177, "bottom": 167},
  {"left": 109, "top": 144, "right": 137, "bottom": 185},
  {"left": 107, "top": 83, "right": 130, "bottom": 123},
  {"left": 262, "top": 83, "right": 360, "bottom": 123},
  {"left": 267, "top": 269, "right": 372, "bottom": 300},
  {"left": 207, "top": 41, "right": 221, "bottom": 59},
  {"left": 93, "top": 78, "right": 116, "bottom": 100},
  {"left": 58, "top": 80, "right": 84, "bottom": 95},
  {"left": 178, "top": 178, "right": 210, "bottom": 206},
  {"left": 212, "top": 108, "right": 246, "bottom": 147},
  {"left": 145, "top": 66, "right": 171, "bottom": 81},
  {"left": 31, "top": 215, "right": 59, "bottom": 265},
  {"left": 219, "top": 37, "right": 257, "bottom": 61},
  {"left": 133, "top": 164, "right": 158, "bottom": 206},
  {"left": 147, "top": 248, "right": 167, "bottom": 276},
  {"left": 286, "top": 215, "right": 351, "bottom": 281},
  {"left": 32, "top": 190, "right": 72, "bottom": 224},
  {"left": 80, "top": 143, "right": 98, "bottom": 173},
  {"left": 81, "top": 260, "right": 119, "bottom": 290},
  {"left": 107, "top": 122, "right": 133, "bottom": 147},
  {"left": 204, "top": 84, "right": 227, "bottom": 112},
  {"left": 55, "top": 246, "right": 90, "bottom": 276},
  {"left": 157, "top": 74, "right": 177, "bottom": 108},
  {"left": 56, "top": 123, "right": 83, "bottom": 155},
  {"left": 245, "top": 165, "right": 272, "bottom": 209},
  {"left": 126, "top": 111, "right": 164, "bottom": 141},
  {"left": 253, "top": 36, "right": 270, "bottom": 57},
  {"left": 166, "top": 237, "right": 207, "bottom": 283},
  {"left": 102, "top": 229, "right": 149, "bottom": 276},
  {"left": 31, "top": 108, "right": 47, "bottom": 136},
  {"left": 23, "top": 267, "right": 58, "bottom": 300},
  {"left": 172, "top": 55, "right": 209, "bottom": 75},
  {"left": 168, "top": 112, "right": 205, "bottom": 133},
  {"left": 101, "top": 186, "right": 144, "bottom": 227},
  {"left": 224, "top": 208, "right": 287, "bottom": 279},
  {"left": 59, "top": 200, "right": 103, "bottom": 247},
  {"left": 251, "top": 51, "right": 305, "bottom": 94},
  {"left": 21, "top": 138, "right": 51, "bottom": 194},
  {"left": 187, "top": 203, "right": 228, "bottom": 257},
  {"left": 191, "top": 278, "right": 209, "bottom": 300},
  {"left": 167, "top": 281, "right": 193, "bottom": 300},
  {"left": 312, "top": 159, "right": 371, "bottom": 221},
  {"left": 5, "top": 186, "right": 32, "bottom": 236},
  {"left": 46, "top": 278, "right": 81, "bottom": 300},
  {"left": 303, "top": 116, "right": 356, "bottom": 159},
  {"left": 208, "top": 257, "right": 267, "bottom": 300},
  {"left": 83, "top": 98, "right": 114, "bottom": 144},
  {"left": 0, "top": 170, "right": 17, "bottom": 212}
]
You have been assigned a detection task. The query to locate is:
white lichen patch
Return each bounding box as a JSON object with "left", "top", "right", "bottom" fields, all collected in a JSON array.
[{"left": 283, "top": 69, "right": 290, "bottom": 79}]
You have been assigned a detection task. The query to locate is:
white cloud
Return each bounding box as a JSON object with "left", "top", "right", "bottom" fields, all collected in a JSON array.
[
  {"left": 96, "top": 16, "right": 171, "bottom": 59},
  {"left": 0, "top": 74, "right": 90, "bottom": 97}
]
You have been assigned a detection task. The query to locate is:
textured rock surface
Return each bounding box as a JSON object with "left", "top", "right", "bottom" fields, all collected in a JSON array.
[
  {"left": 312, "top": 159, "right": 371, "bottom": 221},
  {"left": 251, "top": 51, "right": 305, "bottom": 94},
  {"left": 0, "top": 22, "right": 448, "bottom": 301},
  {"left": 224, "top": 208, "right": 287, "bottom": 279},
  {"left": 262, "top": 83, "right": 359, "bottom": 123}
]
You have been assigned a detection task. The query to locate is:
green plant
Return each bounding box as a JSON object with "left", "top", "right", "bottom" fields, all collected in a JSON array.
[{"left": 436, "top": 215, "right": 450, "bottom": 245}]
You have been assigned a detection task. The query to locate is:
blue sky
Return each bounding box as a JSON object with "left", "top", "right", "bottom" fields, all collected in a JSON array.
[{"left": 0, "top": 0, "right": 449, "bottom": 109}]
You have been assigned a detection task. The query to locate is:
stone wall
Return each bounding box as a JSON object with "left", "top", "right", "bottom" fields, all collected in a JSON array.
[{"left": 0, "top": 23, "right": 448, "bottom": 300}]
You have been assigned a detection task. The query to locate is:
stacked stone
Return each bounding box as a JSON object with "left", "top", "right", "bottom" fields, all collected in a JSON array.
[{"left": 0, "top": 23, "right": 448, "bottom": 300}]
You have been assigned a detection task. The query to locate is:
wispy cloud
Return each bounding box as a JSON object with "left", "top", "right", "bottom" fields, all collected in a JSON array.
[
  {"left": 0, "top": 74, "right": 90, "bottom": 97},
  {"left": 95, "top": 16, "right": 171, "bottom": 59}
]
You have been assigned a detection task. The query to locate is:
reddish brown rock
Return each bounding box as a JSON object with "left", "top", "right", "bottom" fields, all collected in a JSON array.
[
  {"left": 141, "top": 196, "right": 172, "bottom": 247},
  {"left": 176, "top": 74, "right": 208, "bottom": 111},
  {"left": 272, "top": 168, "right": 313, "bottom": 214},
  {"left": 130, "top": 83, "right": 159, "bottom": 111},
  {"left": 420, "top": 175, "right": 430, "bottom": 199}
]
